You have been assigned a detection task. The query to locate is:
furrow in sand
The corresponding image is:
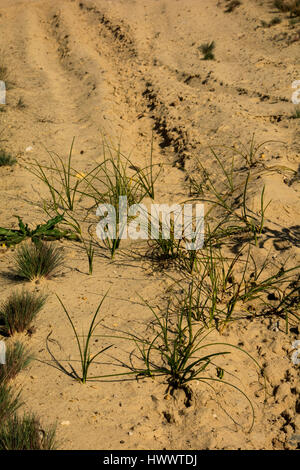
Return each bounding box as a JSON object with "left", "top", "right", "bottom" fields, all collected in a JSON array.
[{"left": 76, "top": 0, "right": 192, "bottom": 168}]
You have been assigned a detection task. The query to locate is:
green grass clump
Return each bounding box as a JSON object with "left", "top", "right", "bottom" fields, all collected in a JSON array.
[
  {"left": 173, "top": 245, "right": 300, "bottom": 331},
  {"left": 0, "top": 341, "right": 33, "bottom": 384},
  {"left": 0, "top": 290, "right": 46, "bottom": 335},
  {"left": 90, "top": 137, "right": 159, "bottom": 258},
  {"left": 199, "top": 41, "right": 215, "bottom": 60},
  {"left": 0, "top": 414, "right": 57, "bottom": 450},
  {"left": 0, "top": 150, "right": 16, "bottom": 167},
  {"left": 0, "top": 383, "right": 22, "bottom": 422},
  {"left": 13, "top": 241, "right": 64, "bottom": 281}
]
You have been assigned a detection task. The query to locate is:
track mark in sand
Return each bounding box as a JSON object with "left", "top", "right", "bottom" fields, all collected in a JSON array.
[
  {"left": 78, "top": 1, "right": 137, "bottom": 58},
  {"left": 45, "top": 3, "right": 140, "bottom": 146},
  {"left": 47, "top": 6, "right": 116, "bottom": 110},
  {"left": 21, "top": 6, "right": 92, "bottom": 136},
  {"left": 77, "top": 0, "right": 192, "bottom": 169}
]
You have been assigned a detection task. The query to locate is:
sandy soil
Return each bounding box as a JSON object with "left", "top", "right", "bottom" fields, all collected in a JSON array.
[{"left": 0, "top": 0, "right": 299, "bottom": 450}]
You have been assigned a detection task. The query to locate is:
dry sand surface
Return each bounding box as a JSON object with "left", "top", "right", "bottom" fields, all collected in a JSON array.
[{"left": 0, "top": 0, "right": 299, "bottom": 450}]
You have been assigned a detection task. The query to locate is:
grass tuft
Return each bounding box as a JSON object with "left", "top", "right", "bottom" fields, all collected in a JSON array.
[
  {"left": 199, "top": 41, "right": 215, "bottom": 60},
  {"left": 0, "top": 414, "right": 57, "bottom": 450},
  {"left": 0, "top": 383, "right": 22, "bottom": 422},
  {"left": 0, "top": 290, "right": 46, "bottom": 335},
  {"left": 0, "top": 150, "right": 16, "bottom": 167},
  {"left": 0, "top": 341, "right": 33, "bottom": 384},
  {"left": 13, "top": 241, "right": 64, "bottom": 281}
]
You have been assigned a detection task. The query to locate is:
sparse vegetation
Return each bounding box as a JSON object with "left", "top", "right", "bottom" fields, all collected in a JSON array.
[
  {"left": 27, "top": 138, "right": 84, "bottom": 212},
  {"left": 188, "top": 139, "right": 272, "bottom": 246},
  {"left": 172, "top": 246, "right": 300, "bottom": 331},
  {"left": 1, "top": 0, "right": 299, "bottom": 450},
  {"left": 0, "top": 290, "right": 46, "bottom": 335}
]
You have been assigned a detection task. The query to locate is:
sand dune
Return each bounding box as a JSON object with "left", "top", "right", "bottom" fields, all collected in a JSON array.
[{"left": 0, "top": 0, "right": 299, "bottom": 450}]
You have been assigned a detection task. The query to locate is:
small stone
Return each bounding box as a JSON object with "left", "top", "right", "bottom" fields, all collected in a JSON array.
[{"left": 61, "top": 420, "right": 70, "bottom": 426}]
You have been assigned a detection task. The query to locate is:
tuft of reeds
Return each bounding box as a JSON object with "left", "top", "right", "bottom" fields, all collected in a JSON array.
[
  {"left": 148, "top": 218, "right": 182, "bottom": 262},
  {"left": 13, "top": 241, "right": 64, "bottom": 281},
  {"left": 27, "top": 138, "right": 85, "bottom": 212},
  {"left": 172, "top": 244, "right": 300, "bottom": 331},
  {"left": 46, "top": 293, "right": 112, "bottom": 384},
  {"left": 110, "top": 300, "right": 258, "bottom": 431},
  {"left": 0, "top": 341, "right": 33, "bottom": 384},
  {"left": 187, "top": 137, "right": 276, "bottom": 246},
  {"left": 0, "top": 414, "right": 57, "bottom": 450},
  {"left": 0, "top": 290, "right": 46, "bottom": 335},
  {"left": 89, "top": 137, "right": 160, "bottom": 257}
]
